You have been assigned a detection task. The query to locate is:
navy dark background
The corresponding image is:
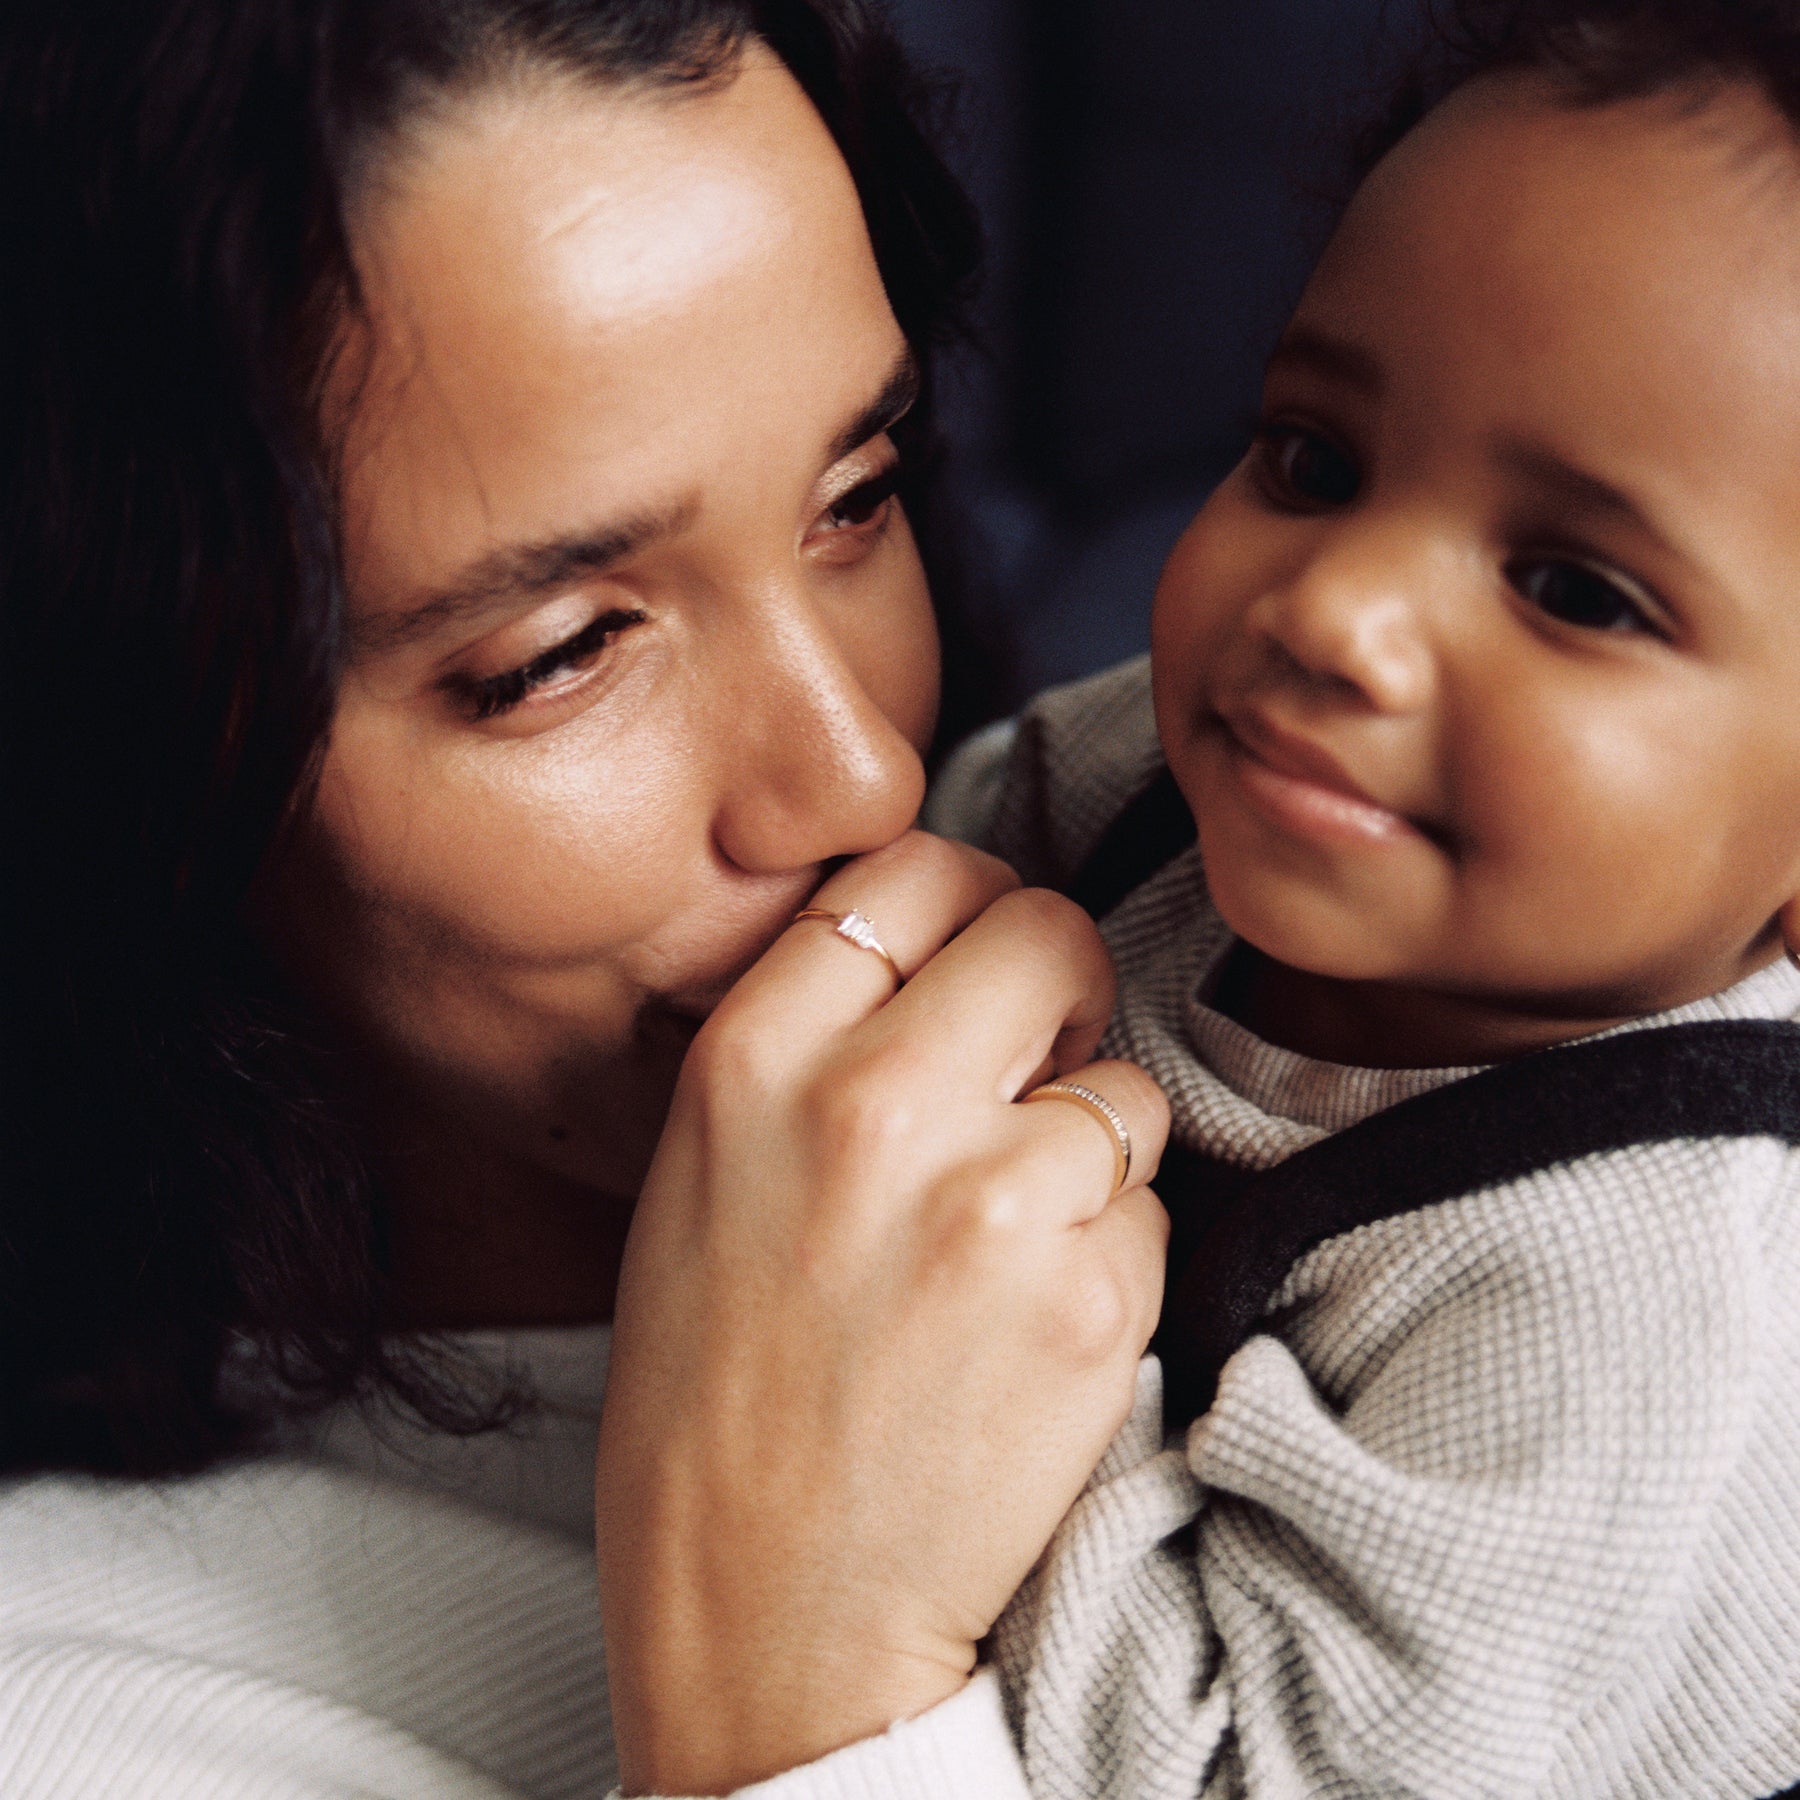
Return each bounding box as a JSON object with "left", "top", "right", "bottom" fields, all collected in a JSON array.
[{"left": 882, "top": 0, "right": 1430, "bottom": 708}]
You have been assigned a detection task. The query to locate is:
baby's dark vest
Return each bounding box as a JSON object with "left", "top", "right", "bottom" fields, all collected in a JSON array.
[{"left": 1070, "top": 767, "right": 1800, "bottom": 1799}]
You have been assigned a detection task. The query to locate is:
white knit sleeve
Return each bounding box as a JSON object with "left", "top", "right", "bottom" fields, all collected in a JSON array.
[
  {"left": 0, "top": 1637, "right": 527, "bottom": 1799},
  {"left": 992, "top": 1142, "right": 1800, "bottom": 1799},
  {"left": 615, "top": 1670, "right": 1032, "bottom": 1800}
]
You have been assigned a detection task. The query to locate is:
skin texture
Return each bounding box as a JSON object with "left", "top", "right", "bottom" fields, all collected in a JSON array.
[
  {"left": 262, "top": 48, "right": 1174, "bottom": 1795},
  {"left": 271, "top": 53, "right": 941, "bottom": 1325},
  {"left": 1154, "top": 74, "right": 1800, "bottom": 1069},
  {"left": 600, "top": 840, "right": 1169, "bottom": 1794}
]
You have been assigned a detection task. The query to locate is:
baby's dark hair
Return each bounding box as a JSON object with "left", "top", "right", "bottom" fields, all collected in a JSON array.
[{"left": 1365, "top": 0, "right": 1800, "bottom": 168}]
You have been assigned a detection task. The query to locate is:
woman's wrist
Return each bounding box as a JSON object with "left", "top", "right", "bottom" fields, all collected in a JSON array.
[{"left": 612, "top": 1637, "right": 973, "bottom": 1797}]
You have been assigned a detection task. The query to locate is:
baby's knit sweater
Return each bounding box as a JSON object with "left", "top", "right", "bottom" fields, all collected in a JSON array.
[{"left": 969, "top": 657, "right": 1800, "bottom": 1799}]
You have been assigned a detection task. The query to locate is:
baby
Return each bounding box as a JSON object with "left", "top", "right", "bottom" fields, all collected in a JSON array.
[{"left": 940, "top": 2, "right": 1800, "bottom": 1794}]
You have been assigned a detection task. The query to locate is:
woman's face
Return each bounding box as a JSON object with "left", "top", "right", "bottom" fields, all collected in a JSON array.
[{"left": 275, "top": 50, "right": 938, "bottom": 1201}]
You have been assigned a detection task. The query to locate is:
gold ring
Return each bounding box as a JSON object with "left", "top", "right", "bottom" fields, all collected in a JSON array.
[
  {"left": 1022, "top": 1080, "right": 1132, "bottom": 1195},
  {"left": 794, "top": 908, "right": 903, "bottom": 985}
]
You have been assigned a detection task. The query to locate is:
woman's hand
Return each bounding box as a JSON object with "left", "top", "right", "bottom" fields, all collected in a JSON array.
[{"left": 596, "top": 831, "right": 1170, "bottom": 1797}]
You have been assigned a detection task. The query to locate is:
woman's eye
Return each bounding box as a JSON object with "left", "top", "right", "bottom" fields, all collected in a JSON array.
[
  {"left": 817, "top": 464, "right": 901, "bottom": 536},
  {"left": 448, "top": 607, "right": 647, "bottom": 722},
  {"left": 1257, "top": 425, "right": 1362, "bottom": 508},
  {"left": 1507, "top": 559, "right": 1660, "bottom": 637}
]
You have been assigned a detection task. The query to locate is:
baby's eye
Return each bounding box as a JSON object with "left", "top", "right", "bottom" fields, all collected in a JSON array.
[
  {"left": 1507, "top": 559, "right": 1661, "bottom": 637},
  {"left": 1256, "top": 425, "right": 1362, "bottom": 509}
]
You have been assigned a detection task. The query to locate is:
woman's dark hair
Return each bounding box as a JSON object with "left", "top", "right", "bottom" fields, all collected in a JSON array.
[
  {"left": 1366, "top": 0, "right": 1800, "bottom": 170},
  {"left": 0, "top": 0, "right": 980, "bottom": 1476}
]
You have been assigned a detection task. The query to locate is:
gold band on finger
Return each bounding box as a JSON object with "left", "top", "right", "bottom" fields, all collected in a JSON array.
[
  {"left": 1022, "top": 1080, "right": 1132, "bottom": 1196},
  {"left": 794, "top": 908, "right": 904, "bottom": 986}
]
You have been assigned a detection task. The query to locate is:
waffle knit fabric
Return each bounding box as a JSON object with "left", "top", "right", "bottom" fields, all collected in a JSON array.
[
  {"left": 4, "top": 656, "right": 1798, "bottom": 1799},
  {"left": 962, "top": 656, "right": 1800, "bottom": 1799},
  {"left": 0, "top": 1327, "right": 1032, "bottom": 1800}
]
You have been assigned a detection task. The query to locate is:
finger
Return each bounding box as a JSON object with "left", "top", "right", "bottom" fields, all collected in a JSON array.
[
  {"left": 711, "top": 831, "right": 1020, "bottom": 1042},
  {"left": 1013, "top": 1059, "right": 1171, "bottom": 1224},
  {"left": 806, "top": 832, "right": 1022, "bottom": 977},
  {"left": 1073, "top": 1181, "right": 1171, "bottom": 1363},
  {"left": 867, "top": 886, "right": 1118, "bottom": 1101}
]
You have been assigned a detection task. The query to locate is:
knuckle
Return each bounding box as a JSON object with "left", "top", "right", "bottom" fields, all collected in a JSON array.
[
  {"left": 1055, "top": 1263, "right": 1139, "bottom": 1369},
  {"left": 958, "top": 841, "right": 1024, "bottom": 897},
  {"left": 917, "top": 832, "right": 1022, "bottom": 911},
  {"left": 1140, "top": 1189, "right": 1173, "bottom": 1253},
  {"left": 929, "top": 1159, "right": 1032, "bottom": 1254},
  {"left": 993, "top": 885, "right": 1103, "bottom": 959},
  {"left": 684, "top": 1005, "right": 785, "bottom": 1107},
  {"left": 807, "top": 1051, "right": 927, "bottom": 1166},
  {"left": 858, "top": 827, "right": 980, "bottom": 893},
  {"left": 965, "top": 1172, "right": 1030, "bottom": 1240},
  {"left": 1106, "top": 1059, "right": 1171, "bottom": 1122}
]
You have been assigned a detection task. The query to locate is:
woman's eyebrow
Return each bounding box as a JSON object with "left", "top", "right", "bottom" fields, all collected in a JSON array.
[
  {"left": 825, "top": 348, "right": 921, "bottom": 466},
  {"left": 356, "top": 353, "right": 919, "bottom": 658},
  {"left": 353, "top": 499, "right": 698, "bottom": 655}
]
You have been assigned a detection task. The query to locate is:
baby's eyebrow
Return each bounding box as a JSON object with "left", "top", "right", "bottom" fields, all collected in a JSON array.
[
  {"left": 1495, "top": 438, "right": 1715, "bottom": 588},
  {"left": 1494, "top": 440, "right": 1673, "bottom": 545},
  {"left": 1265, "top": 327, "right": 1384, "bottom": 396}
]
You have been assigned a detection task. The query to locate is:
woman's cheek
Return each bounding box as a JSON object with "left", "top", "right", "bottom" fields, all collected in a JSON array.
[{"left": 306, "top": 688, "right": 685, "bottom": 972}]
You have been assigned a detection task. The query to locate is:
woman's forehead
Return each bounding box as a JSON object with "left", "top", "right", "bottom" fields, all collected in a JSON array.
[
  {"left": 360, "top": 52, "right": 854, "bottom": 331},
  {"left": 333, "top": 49, "right": 903, "bottom": 621}
]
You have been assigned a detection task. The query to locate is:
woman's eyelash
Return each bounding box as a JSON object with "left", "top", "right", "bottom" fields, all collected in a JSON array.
[
  {"left": 444, "top": 466, "right": 901, "bottom": 725},
  {"left": 449, "top": 607, "right": 647, "bottom": 722},
  {"left": 823, "top": 463, "right": 902, "bottom": 530}
]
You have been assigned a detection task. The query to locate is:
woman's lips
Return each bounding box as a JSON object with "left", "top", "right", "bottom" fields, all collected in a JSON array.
[
  {"left": 1216, "top": 711, "right": 1422, "bottom": 847},
  {"left": 661, "top": 872, "right": 824, "bottom": 1018}
]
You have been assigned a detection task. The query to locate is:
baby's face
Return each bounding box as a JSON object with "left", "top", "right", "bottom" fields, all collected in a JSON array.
[{"left": 1155, "top": 73, "right": 1800, "bottom": 1032}]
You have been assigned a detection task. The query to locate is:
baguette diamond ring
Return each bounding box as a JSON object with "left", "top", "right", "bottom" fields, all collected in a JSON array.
[{"left": 794, "top": 907, "right": 903, "bottom": 985}]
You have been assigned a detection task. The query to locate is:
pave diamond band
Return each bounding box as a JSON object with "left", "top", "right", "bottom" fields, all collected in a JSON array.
[
  {"left": 1022, "top": 1080, "right": 1133, "bottom": 1195},
  {"left": 794, "top": 907, "right": 903, "bottom": 985}
]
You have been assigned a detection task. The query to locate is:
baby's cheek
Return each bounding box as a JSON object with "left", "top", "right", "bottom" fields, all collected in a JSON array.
[{"left": 1459, "top": 703, "right": 1743, "bottom": 975}]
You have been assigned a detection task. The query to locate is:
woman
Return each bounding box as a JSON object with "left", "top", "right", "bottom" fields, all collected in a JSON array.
[{"left": 0, "top": 1, "right": 1168, "bottom": 1794}]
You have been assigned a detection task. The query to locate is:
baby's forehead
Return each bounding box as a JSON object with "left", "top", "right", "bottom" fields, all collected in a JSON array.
[
  {"left": 1321, "top": 76, "right": 1800, "bottom": 409},
  {"left": 1362, "top": 74, "right": 1800, "bottom": 275},
  {"left": 1286, "top": 76, "right": 1800, "bottom": 623}
]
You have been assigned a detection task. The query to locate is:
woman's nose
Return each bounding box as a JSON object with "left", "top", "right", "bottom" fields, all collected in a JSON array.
[
  {"left": 710, "top": 602, "right": 927, "bottom": 875},
  {"left": 1247, "top": 520, "right": 1439, "bottom": 716}
]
